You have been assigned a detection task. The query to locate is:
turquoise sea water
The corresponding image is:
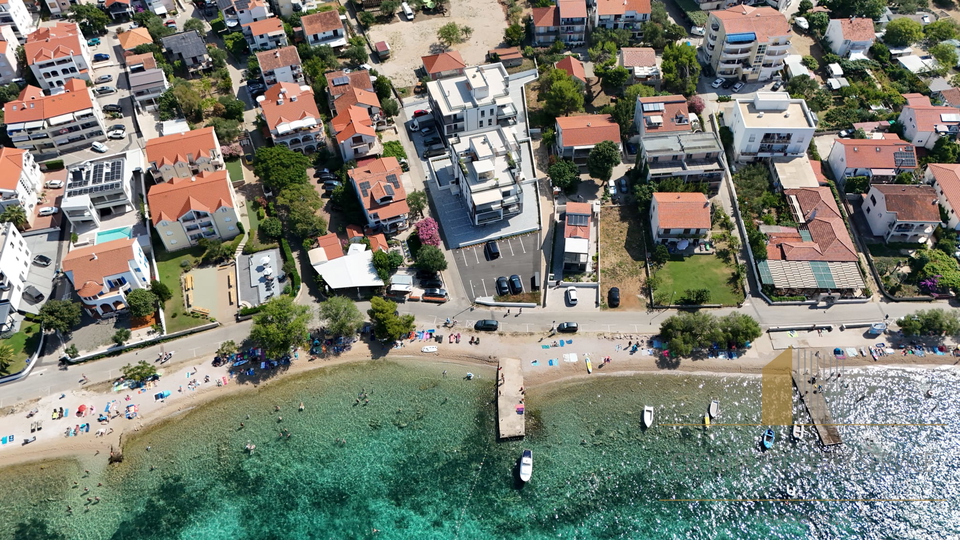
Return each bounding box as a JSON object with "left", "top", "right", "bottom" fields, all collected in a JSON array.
[{"left": 1, "top": 360, "right": 958, "bottom": 539}]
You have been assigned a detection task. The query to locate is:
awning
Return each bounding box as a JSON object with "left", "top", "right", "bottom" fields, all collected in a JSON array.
[
  {"left": 24, "top": 120, "right": 46, "bottom": 129},
  {"left": 470, "top": 188, "right": 503, "bottom": 206},
  {"left": 5, "top": 122, "right": 24, "bottom": 131},
  {"left": 872, "top": 168, "right": 896, "bottom": 176},
  {"left": 47, "top": 114, "right": 74, "bottom": 126}
]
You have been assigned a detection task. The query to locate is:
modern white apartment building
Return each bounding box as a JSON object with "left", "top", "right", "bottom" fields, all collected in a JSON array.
[
  {"left": 0, "top": 147, "right": 42, "bottom": 227},
  {"left": 148, "top": 170, "right": 241, "bottom": 251},
  {"left": 426, "top": 63, "right": 518, "bottom": 136},
  {"left": 257, "top": 46, "right": 304, "bottom": 86},
  {"left": 728, "top": 93, "right": 816, "bottom": 161},
  {"left": 257, "top": 82, "right": 323, "bottom": 154},
  {"left": 63, "top": 150, "right": 142, "bottom": 219},
  {"left": 451, "top": 127, "right": 525, "bottom": 226},
  {"left": 146, "top": 127, "right": 223, "bottom": 182},
  {"left": 594, "top": 0, "right": 650, "bottom": 41},
  {"left": 0, "top": 0, "right": 37, "bottom": 42},
  {"left": 301, "top": 10, "right": 346, "bottom": 49},
  {"left": 0, "top": 24, "right": 20, "bottom": 84},
  {"left": 271, "top": 0, "right": 316, "bottom": 17},
  {"left": 3, "top": 79, "right": 107, "bottom": 156},
  {"left": 62, "top": 238, "right": 152, "bottom": 316},
  {"left": 700, "top": 6, "right": 791, "bottom": 83},
  {"left": 218, "top": 0, "right": 273, "bottom": 29},
  {"left": 0, "top": 222, "right": 31, "bottom": 331},
  {"left": 24, "top": 22, "right": 92, "bottom": 91}
]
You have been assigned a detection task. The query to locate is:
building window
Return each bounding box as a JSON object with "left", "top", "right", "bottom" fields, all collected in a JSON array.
[
  {"left": 870, "top": 194, "right": 877, "bottom": 206},
  {"left": 225, "top": 217, "right": 232, "bottom": 222},
  {"left": 481, "top": 110, "right": 485, "bottom": 118},
  {"left": 865, "top": 206, "right": 870, "bottom": 214},
  {"left": 748, "top": 135, "right": 756, "bottom": 142}
]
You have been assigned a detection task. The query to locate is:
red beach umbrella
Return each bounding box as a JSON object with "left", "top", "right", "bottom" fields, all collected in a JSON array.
[{"left": 77, "top": 404, "right": 87, "bottom": 413}]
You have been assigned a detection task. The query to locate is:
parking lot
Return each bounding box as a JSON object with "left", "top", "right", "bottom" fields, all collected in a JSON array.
[
  {"left": 545, "top": 284, "right": 599, "bottom": 311},
  {"left": 455, "top": 233, "right": 541, "bottom": 300},
  {"left": 19, "top": 230, "right": 66, "bottom": 315}
]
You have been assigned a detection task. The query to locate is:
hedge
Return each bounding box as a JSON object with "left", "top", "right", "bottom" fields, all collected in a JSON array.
[
  {"left": 279, "top": 238, "right": 301, "bottom": 295},
  {"left": 238, "top": 305, "right": 264, "bottom": 316},
  {"left": 43, "top": 160, "right": 65, "bottom": 171}
]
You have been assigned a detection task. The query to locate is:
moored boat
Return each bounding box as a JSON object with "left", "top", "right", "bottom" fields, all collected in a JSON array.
[
  {"left": 792, "top": 423, "right": 805, "bottom": 441},
  {"left": 642, "top": 406, "right": 654, "bottom": 429},
  {"left": 761, "top": 428, "right": 776, "bottom": 450},
  {"left": 704, "top": 414, "right": 710, "bottom": 427},
  {"left": 519, "top": 449, "right": 533, "bottom": 482},
  {"left": 709, "top": 400, "right": 720, "bottom": 419}
]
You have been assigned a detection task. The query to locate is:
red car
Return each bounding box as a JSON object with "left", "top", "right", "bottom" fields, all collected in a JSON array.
[{"left": 413, "top": 109, "right": 430, "bottom": 117}]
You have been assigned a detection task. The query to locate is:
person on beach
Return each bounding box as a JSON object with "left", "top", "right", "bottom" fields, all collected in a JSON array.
[{"left": 299, "top": 402, "right": 304, "bottom": 411}]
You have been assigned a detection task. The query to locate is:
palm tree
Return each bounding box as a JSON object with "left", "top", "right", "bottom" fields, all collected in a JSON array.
[
  {"left": 0, "top": 205, "right": 28, "bottom": 231},
  {"left": 0, "top": 343, "right": 14, "bottom": 376}
]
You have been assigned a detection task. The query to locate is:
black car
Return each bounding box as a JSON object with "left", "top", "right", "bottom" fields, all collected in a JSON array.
[
  {"left": 247, "top": 83, "right": 266, "bottom": 97},
  {"left": 508, "top": 274, "right": 523, "bottom": 295},
  {"left": 721, "top": 79, "right": 734, "bottom": 89},
  {"left": 102, "top": 104, "right": 122, "bottom": 113},
  {"left": 32, "top": 254, "right": 52, "bottom": 267},
  {"left": 321, "top": 181, "right": 340, "bottom": 191},
  {"left": 416, "top": 269, "right": 439, "bottom": 280},
  {"left": 421, "top": 279, "right": 444, "bottom": 289},
  {"left": 608, "top": 287, "right": 620, "bottom": 308},
  {"left": 423, "top": 137, "right": 442, "bottom": 147},
  {"left": 485, "top": 240, "right": 500, "bottom": 260},
  {"left": 771, "top": 80, "right": 783, "bottom": 91},
  {"left": 474, "top": 319, "right": 499, "bottom": 331},
  {"left": 495, "top": 276, "right": 510, "bottom": 296},
  {"left": 557, "top": 322, "right": 579, "bottom": 333},
  {"left": 23, "top": 285, "right": 44, "bottom": 303}
]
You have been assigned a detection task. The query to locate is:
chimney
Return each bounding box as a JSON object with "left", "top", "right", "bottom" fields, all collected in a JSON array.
[
  {"left": 275, "top": 50, "right": 280, "bottom": 58},
  {"left": 784, "top": 112, "right": 790, "bottom": 117},
  {"left": 758, "top": 112, "right": 764, "bottom": 118},
  {"left": 876, "top": 147, "right": 881, "bottom": 152},
  {"left": 91, "top": 253, "right": 98, "bottom": 260}
]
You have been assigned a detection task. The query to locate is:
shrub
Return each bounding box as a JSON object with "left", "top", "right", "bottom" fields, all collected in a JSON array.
[{"left": 279, "top": 238, "right": 301, "bottom": 294}]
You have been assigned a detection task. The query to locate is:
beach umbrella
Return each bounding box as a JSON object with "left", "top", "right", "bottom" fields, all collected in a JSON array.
[{"left": 259, "top": 256, "right": 270, "bottom": 265}]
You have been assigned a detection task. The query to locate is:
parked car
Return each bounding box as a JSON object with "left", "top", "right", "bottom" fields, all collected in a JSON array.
[
  {"left": 423, "top": 145, "right": 447, "bottom": 158},
  {"left": 566, "top": 286, "right": 578, "bottom": 305},
  {"left": 423, "top": 288, "right": 447, "bottom": 298},
  {"left": 771, "top": 80, "right": 783, "bottom": 91},
  {"left": 711, "top": 78, "right": 724, "bottom": 89},
  {"left": 420, "top": 279, "right": 444, "bottom": 289},
  {"left": 95, "top": 74, "right": 113, "bottom": 84},
  {"left": 508, "top": 274, "right": 523, "bottom": 295},
  {"left": 102, "top": 104, "right": 122, "bottom": 113},
  {"left": 322, "top": 181, "right": 340, "bottom": 192},
  {"left": 419, "top": 125, "right": 435, "bottom": 136},
  {"left": 474, "top": 319, "right": 499, "bottom": 331},
  {"left": 32, "top": 254, "right": 52, "bottom": 267},
  {"left": 838, "top": 129, "right": 853, "bottom": 138},
  {"left": 95, "top": 86, "right": 117, "bottom": 96},
  {"left": 399, "top": 158, "right": 409, "bottom": 172},
  {"left": 495, "top": 276, "right": 510, "bottom": 296},
  {"left": 690, "top": 26, "right": 705, "bottom": 36},
  {"left": 608, "top": 287, "right": 620, "bottom": 308},
  {"left": 423, "top": 136, "right": 441, "bottom": 147},
  {"left": 165, "top": 19, "right": 177, "bottom": 28},
  {"left": 38, "top": 207, "right": 59, "bottom": 216},
  {"left": 93, "top": 53, "right": 111, "bottom": 62},
  {"left": 87, "top": 37, "right": 101, "bottom": 46},
  {"left": 485, "top": 240, "right": 500, "bottom": 260},
  {"left": 416, "top": 269, "right": 439, "bottom": 280},
  {"left": 108, "top": 125, "right": 126, "bottom": 139},
  {"left": 619, "top": 178, "right": 629, "bottom": 193},
  {"left": 247, "top": 82, "right": 266, "bottom": 98},
  {"left": 23, "top": 285, "right": 44, "bottom": 303},
  {"left": 795, "top": 16, "right": 809, "bottom": 30},
  {"left": 45, "top": 179, "right": 64, "bottom": 189},
  {"left": 413, "top": 109, "right": 430, "bottom": 117},
  {"left": 557, "top": 322, "right": 579, "bottom": 333},
  {"left": 731, "top": 81, "right": 745, "bottom": 92},
  {"left": 91, "top": 141, "right": 108, "bottom": 153},
  {"left": 721, "top": 79, "right": 734, "bottom": 89}
]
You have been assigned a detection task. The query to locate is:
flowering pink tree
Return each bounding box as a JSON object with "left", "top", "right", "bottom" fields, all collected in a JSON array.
[
  {"left": 687, "top": 96, "right": 705, "bottom": 115},
  {"left": 416, "top": 218, "right": 441, "bottom": 246}
]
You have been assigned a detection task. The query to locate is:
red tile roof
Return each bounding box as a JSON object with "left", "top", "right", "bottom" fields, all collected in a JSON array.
[
  {"left": 0, "top": 147, "right": 27, "bottom": 192},
  {"left": 146, "top": 126, "right": 219, "bottom": 169},
  {"left": 117, "top": 27, "right": 152, "bottom": 50},
  {"left": 809, "top": 159, "right": 828, "bottom": 185},
  {"left": 872, "top": 184, "right": 939, "bottom": 222},
  {"left": 938, "top": 87, "right": 960, "bottom": 107},
  {"left": 147, "top": 170, "right": 234, "bottom": 225},
  {"left": 767, "top": 187, "right": 857, "bottom": 262},
  {"left": 713, "top": 6, "right": 791, "bottom": 43},
  {"left": 558, "top": 0, "right": 587, "bottom": 18},
  {"left": 3, "top": 79, "right": 93, "bottom": 124},
  {"left": 555, "top": 55, "right": 586, "bottom": 82},
  {"left": 245, "top": 17, "right": 284, "bottom": 36},
  {"left": 316, "top": 232, "right": 345, "bottom": 261},
  {"left": 532, "top": 6, "right": 559, "bottom": 27},
  {"left": 421, "top": 51, "right": 465, "bottom": 74},
  {"left": 256, "top": 46, "right": 301, "bottom": 71},
  {"left": 332, "top": 105, "right": 376, "bottom": 143},
  {"left": 62, "top": 238, "right": 139, "bottom": 297},
  {"left": 904, "top": 93, "right": 930, "bottom": 107},
  {"left": 652, "top": 192, "right": 711, "bottom": 230},
  {"left": 126, "top": 52, "right": 158, "bottom": 70},
  {"left": 564, "top": 201, "right": 591, "bottom": 238},
  {"left": 902, "top": 102, "right": 960, "bottom": 134},
  {"left": 834, "top": 17, "right": 875, "bottom": 42},
  {"left": 556, "top": 114, "right": 620, "bottom": 148},
  {"left": 326, "top": 70, "right": 373, "bottom": 99},
  {"left": 490, "top": 46, "right": 523, "bottom": 62},
  {"left": 834, "top": 138, "right": 917, "bottom": 170},
  {"left": 638, "top": 95, "right": 691, "bottom": 134},
  {"left": 301, "top": 10, "right": 342, "bottom": 35},
  {"left": 333, "top": 87, "right": 380, "bottom": 112},
  {"left": 24, "top": 22, "right": 84, "bottom": 64},
  {"left": 259, "top": 82, "right": 321, "bottom": 132},
  {"left": 369, "top": 233, "right": 388, "bottom": 252},
  {"left": 620, "top": 47, "right": 656, "bottom": 68},
  {"left": 596, "top": 0, "right": 650, "bottom": 16},
  {"left": 349, "top": 157, "right": 409, "bottom": 221},
  {"left": 928, "top": 163, "right": 960, "bottom": 216}
]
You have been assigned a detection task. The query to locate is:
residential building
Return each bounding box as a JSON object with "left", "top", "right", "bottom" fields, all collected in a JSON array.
[
  {"left": 771, "top": 154, "right": 823, "bottom": 190},
  {"left": 325, "top": 69, "right": 379, "bottom": 117},
  {"left": 146, "top": 0, "right": 175, "bottom": 16},
  {"left": 148, "top": 170, "right": 241, "bottom": 251},
  {"left": 934, "top": 87, "right": 960, "bottom": 109},
  {"left": 862, "top": 184, "right": 939, "bottom": 243},
  {"left": 554, "top": 55, "right": 586, "bottom": 85},
  {"left": 349, "top": 157, "right": 409, "bottom": 233},
  {"left": 311, "top": 243, "right": 384, "bottom": 293},
  {"left": 824, "top": 17, "right": 876, "bottom": 57},
  {"left": 826, "top": 137, "right": 918, "bottom": 187},
  {"left": 244, "top": 16, "right": 287, "bottom": 51},
  {"left": 554, "top": 114, "right": 620, "bottom": 166},
  {"left": 562, "top": 201, "right": 592, "bottom": 272},
  {"left": 62, "top": 238, "right": 151, "bottom": 316},
  {"left": 650, "top": 192, "right": 711, "bottom": 244},
  {"left": 146, "top": 127, "right": 223, "bottom": 182},
  {"left": 257, "top": 82, "right": 323, "bottom": 154},
  {"left": 531, "top": 0, "right": 587, "bottom": 47},
  {"left": 62, "top": 149, "right": 142, "bottom": 220},
  {"left": 217, "top": 0, "right": 273, "bottom": 28},
  {"left": 43, "top": 0, "right": 70, "bottom": 16},
  {"left": 129, "top": 68, "right": 169, "bottom": 111},
  {"left": 926, "top": 164, "right": 960, "bottom": 231},
  {"left": 309, "top": 232, "right": 344, "bottom": 265},
  {"left": 758, "top": 186, "right": 864, "bottom": 294},
  {"left": 117, "top": 27, "right": 153, "bottom": 51},
  {"left": 619, "top": 47, "right": 659, "bottom": 86},
  {"left": 271, "top": 0, "right": 316, "bottom": 18},
  {"left": 451, "top": 127, "right": 524, "bottom": 225},
  {"left": 0, "top": 24, "right": 19, "bottom": 86},
  {"left": 126, "top": 52, "right": 157, "bottom": 72},
  {"left": 699, "top": 6, "right": 791, "bottom": 83},
  {"left": 639, "top": 131, "right": 725, "bottom": 189},
  {"left": 594, "top": 0, "right": 649, "bottom": 40},
  {"left": 421, "top": 51, "right": 466, "bottom": 81},
  {"left": 0, "top": 0, "right": 37, "bottom": 42},
  {"left": 634, "top": 95, "right": 694, "bottom": 139},
  {"left": 0, "top": 222, "right": 31, "bottom": 331},
  {"left": 3, "top": 79, "right": 107, "bottom": 155},
  {"left": 332, "top": 105, "right": 381, "bottom": 162},
  {"left": 897, "top": 93, "right": 960, "bottom": 150},
  {"left": 0, "top": 147, "right": 42, "bottom": 227},
  {"left": 24, "top": 22, "right": 92, "bottom": 91},
  {"left": 103, "top": 0, "right": 135, "bottom": 19},
  {"left": 301, "top": 10, "right": 346, "bottom": 49},
  {"left": 426, "top": 63, "right": 518, "bottom": 136},
  {"left": 728, "top": 92, "right": 816, "bottom": 161},
  {"left": 488, "top": 47, "right": 523, "bottom": 67},
  {"left": 257, "top": 46, "right": 304, "bottom": 86},
  {"left": 161, "top": 31, "right": 211, "bottom": 71}
]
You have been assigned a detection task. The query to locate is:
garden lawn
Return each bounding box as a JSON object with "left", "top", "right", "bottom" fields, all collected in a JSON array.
[
  {"left": 225, "top": 159, "right": 244, "bottom": 183},
  {"left": 656, "top": 255, "right": 743, "bottom": 306},
  {"left": 155, "top": 245, "right": 208, "bottom": 333},
  {"left": 3, "top": 322, "right": 41, "bottom": 375}
]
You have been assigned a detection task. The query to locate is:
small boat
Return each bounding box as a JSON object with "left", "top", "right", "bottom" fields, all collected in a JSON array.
[
  {"left": 709, "top": 400, "right": 720, "bottom": 419},
  {"left": 704, "top": 414, "right": 710, "bottom": 427},
  {"left": 420, "top": 345, "right": 438, "bottom": 353},
  {"left": 22, "top": 436, "right": 36, "bottom": 446},
  {"left": 784, "top": 485, "right": 799, "bottom": 499},
  {"left": 761, "top": 428, "right": 776, "bottom": 450},
  {"left": 642, "top": 406, "right": 654, "bottom": 429},
  {"left": 792, "top": 423, "right": 805, "bottom": 440},
  {"left": 519, "top": 449, "right": 533, "bottom": 482},
  {"left": 585, "top": 356, "right": 593, "bottom": 374}
]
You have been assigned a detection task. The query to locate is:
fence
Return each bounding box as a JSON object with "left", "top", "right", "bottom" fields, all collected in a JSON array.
[{"left": 64, "top": 322, "right": 221, "bottom": 365}]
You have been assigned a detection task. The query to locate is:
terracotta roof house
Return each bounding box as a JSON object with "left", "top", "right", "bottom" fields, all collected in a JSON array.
[
  {"left": 532, "top": 0, "right": 587, "bottom": 46},
  {"left": 311, "top": 232, "right": 345, "bottom": 265},
  {"left": 243, "top": 16, "right": 288, "bottom": 51},
  {"left": 935, "top": 87, "right": 960, "bottom": 109},
  {"left": 634, "top": 95, "right": 692, "bottom": 138},
  {"left": 301, "top": 10, "right": 346, "bottom": 49},
  {"left": 126, "top": 52, "right": 158, "bottom": 71},
  {"left": 862, "top": 184, "right": 940, "bottom": 244},
  {"left": 104, "top": 0, "right": 134, "bottom": 19},
  {"left": 325, "top": 69, "right": 378, "bottom": 116},
  {"left": 595, "top": 0, "right": 649, "bottom": 40},
  {"left": 374, "top": 41, "right": 390, "bottom": 60},
  {"left": 488, "top": 47, "right": 523, "bottom": 67},
  {"left": 146, "top": 127, "right": 223, "bottom": 182},
  {"left": 554, "top": 55, "right": 587, "bottom": 84},
  {"left": 24, "top": 22, "right": 92, "bottom": 91},
  {"left": 332, "top": 105, "right": 381, "bottom": 162},
  {"left": 825, "top": 17, "right": 876, "bottom": 57},
  {"left": 650, "top": 192, "right": 710, "bottom": 243},
  {"left": 257, "top": 46, "right": 304, "bottom": 86},
  {"left": 348, "top": 157, "right": 409, "bottom": 233},
  {"left": 554, "top": 114, "right": 621, "bottom": 165},
  {"left": 563, "top": 201, "right": 593, "bottom": 272},
  {"left": 0, "top": 147, "right": 42, "bottom": 226},
  {"left": 257, "top": 82, "right": 324, "bottom": 154},
  {"left": 926, "top": 164, "right": 960, "bottom": 231},
  {"left": 61, "top": 238, "right": 152, "bottom": 316},
  {"left": 421, "top": 51, "right": 466, "bottom": 80},
  {"left": 896, "top": 93, "right": 960, "bottom": 150},
  {"left": 3, "top": 78, "right": 107, "bottom": 155},
  {"left": 148, "top": 170, "right": 240, "bottom": 251},
  {"left": 619, "top": 47, "right": 658, "bottom": 86},
  {"left": 118, "top": 27, "right": 153, "bottom": 51},
  {"left": 826, "top": 137, "right": 918, "bottom": 188}
]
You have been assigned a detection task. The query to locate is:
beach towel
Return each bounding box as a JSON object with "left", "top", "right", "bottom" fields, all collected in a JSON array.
[
  {"left": 548, "top": 359, "right": 557, "bottom": 366},
  {"left": 516, "top": 406, "right": 524, "bottom": 414},
  {"left": 719, "top": 352, "right": 728, "bottom": 359},
  {"left": 846, "top": 348, "right": 859, "bottom": 358},
  {"left": 531, "top": 360, "right": 540, "bottom": 366},
  {"left": 559, "top": 341, "right": 565, "bottom": 347},
  {"left": 222, "top": 376, "right": 228, "bottom": 385},
  {"left": 788, "top": 331, "right": 798, "bottom": 337},
  {"left": 566, "top": 340, "right": 573, "bottom": 344},
  {"left": 541, "top": 345, "right": 550, "bottom": 349},
  {"left": 1, "top": 436, "right": 6, "bottom": 445}
]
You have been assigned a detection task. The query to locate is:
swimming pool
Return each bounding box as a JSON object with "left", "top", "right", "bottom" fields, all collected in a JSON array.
[{"left": 96, "top": 226, "right": 134, "bottom": 244}]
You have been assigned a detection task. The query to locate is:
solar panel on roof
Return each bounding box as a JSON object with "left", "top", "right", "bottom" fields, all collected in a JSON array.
[
  {"left": 641, "top": 102, "right": 665, "bottom": 112},
  {"left": 386, "top": 174, "right": 399, "bottom": 186},
  {"left": 333, "top": 76, "right": 349, "bottom": 86},
  {"left": 941, "top": 113, "right": 960, "bottom": 122},
  {"left": 384, "top": 184, "right": 394, "bottom": 196},
  {"left": 359, "top": 181, "right": 370, "bottom": 190},
  {"left": 567, "top": 214, "right": 588, "bottom": 226},
  {"left": 893, "top": 151, "right": 916, "bottom": 168}
]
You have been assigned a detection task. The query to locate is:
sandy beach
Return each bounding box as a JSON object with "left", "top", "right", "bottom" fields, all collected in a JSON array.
[{"left": 1, "top": 330, "right": 958, "bottom": 470}]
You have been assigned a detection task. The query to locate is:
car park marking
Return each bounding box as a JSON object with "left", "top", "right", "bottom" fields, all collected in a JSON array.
[
  {"left": 518, "top": 237, "right": 526, "bottom": 254},
  {"left": 508, "top": 240, "right": 515, "bottom": 257}
]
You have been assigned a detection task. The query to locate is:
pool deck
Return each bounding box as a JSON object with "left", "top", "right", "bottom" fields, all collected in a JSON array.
[
  {"left": 72, "top": 210, "right": 144, "bottom": 247},
  {"left": 496, "top": 357, "right": 525, "bottom": 440}
]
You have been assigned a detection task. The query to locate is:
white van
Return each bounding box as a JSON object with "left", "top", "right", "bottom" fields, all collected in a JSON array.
[
  {"left": 402, "top": 2, "right": 414, "bottom": 20},
  {"left": 607, "top": 179, "right": 616, "bottom": 193}
]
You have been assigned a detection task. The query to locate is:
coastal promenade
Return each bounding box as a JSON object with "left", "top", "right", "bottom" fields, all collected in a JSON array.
[
  {"left": 792, "top": 371, "right": 842, "bottom": 447},
  {"left": 496, "top": 358, "right": 525, "bottom": 439}
]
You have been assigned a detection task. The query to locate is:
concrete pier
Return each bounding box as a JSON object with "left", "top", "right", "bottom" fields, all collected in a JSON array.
[
  {"left": 792, "top": 371, "right": 842, "bottom": 447},
  {"left": 496, "top": 357, "right": 525, "bottom": 440}
]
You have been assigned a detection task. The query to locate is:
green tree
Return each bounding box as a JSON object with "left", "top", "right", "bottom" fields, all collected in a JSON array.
[
  {"left": 217, "top": 340, "right": 238, "bottom": 357},
  {"left": 0, "top": 205, "right": 28, "bottom": 231},
  {"left": 548, "top": 159, "right": 581, "bottom": 193},
  {"left": 113, "top": 328, "right": 132, "bottom": 346},
  {"left": 929, "top": 136, "right": 960, "bottom": 164},
  {"left": 277, "top": 183, "right": 328, "bottom": 238},
  {"left": 883, "top": 18, "right": 923, "bottom": 47},
  {"left": 658, "top": 311, "right": 720, "bottom": 357},
  {"left": 372, "top": 249, "right": 404, "bottom": 281},
  {"left": 586, "top": 140, "right": 622, "bottom": 182},
  {"left": 38, "top": 300, "right": 82, "bottom": 334},
  {"left": 255, "top": 146, "right": 312, "bottom": 192},
  {"left": 318, "top": 296, "right": 366, "bottom": 336},
  {"left": 844, "top": 176, "right": 870, "bottom": 194},
  {"left": 543, "top": 78, "right": 584, "bottom": 117},
  {"left": 807, "top": 12, "right": 829, "bottom": 37},
  {"left": 925, "top": 19, "right": 960, "bottom": 42},
  {"left": 381, "top": 98, "right": 400, "bottom": 118},
  {"left": 797, "top": 0, "right": 812, "bottom": 13},
  {"left": 184, "top": 18, "right": 207, "bottom": 37},
  {"left": 929, "top": 42, "right": 958, "bottom": 71},
  {"left": 415, "top": 245, "right": 448, "bottom": 273},
  {"left": 437, "top": 22, "right": 472, "bottom": 47},
  {"left": 661, "top": 43, "right": 700, "bottom": 96},
  {"left": 198, "top": 238, "right": 233, "bottom": 262},
  {"left": 206, "top": 117, "right": 243, "bottom": 143},
  {"left": 823, "top": 0, "right": 884, "bottom": 19},
  {"left": 120, "top": 360, "right": 157, "bottom": 382},
  {"left": 716, "top": 313, "right": 762, "bottom": 347},
  {"left": 260, "top": 216, "right": 284, "bottom": 238},
  {"left": 250, "top": 296, "right": 311, "bottom": 358},
  {"left": 602, "top": 66, "right": 630, "bottom": 90},
  {"left": 126, "top": 289, "right": 159, "bottom": 318},
  {"left": 898, "top": 308, "right": 960, "bottom": 338},
  {"left": 653, "top": 244, "right": 670, "bottom": 265},
  {"left": 786, "top": 74, "right": 820, "bottom": 99},
  {"left": 218, "top": 96, "right": 246, "bottom": 121},
  {"left": 407, "top": 190, "right": 427, "bottom": 219},
  {"left": 358, "top": 11, "right": 376, "bottom": 27},
  {"left": 0, "top": 344, "right": 11, "bottom": 375},
  {"left": 505, "top": 23, "right": 525, "bottom": 46},
  {"left": 223, "top": 32, "right": 248, "bottom": 56},
  {"left": 149, "top": 280, "right": 172, "bottom": 304},
  {"left": 70, "top": 4, "right": 110, "bottom": 36},
  {"left": 368, "top": 297, "right": 415, "bottom": 341},
  {"left": 380, "top": 0, "right": 400, "bottom": 16},
  {"left": 64, "top": 344, "right": 80, "bottom": 359},
  {"left": 801, "top": 55, "right": 819, "bottom": 70}
]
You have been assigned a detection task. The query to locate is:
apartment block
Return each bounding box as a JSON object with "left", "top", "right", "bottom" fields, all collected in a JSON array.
[
  {"left": 257, "top": 46, "right": 304, "bottom": 86},
  {"left": 594, "top": 0, "right": 650, "bottom": 40},
  {"left": 217, "top": 0, "right": 273, "bottom": 28},
  {"left": 244, "top": 16, "right": 288, "bottom": 51},
  {"left": 531, "top": 0, "right": 587, "bottom": 47},
  {"left": 824, "top": 17, "right": 876, "bottom": 58},
  {"left": 62, "top": 238, "right": 151, "bottom": 316},
  {"left": 62, "top": 150, "right": 142, "bottom": 220},
  {"left": 862, "top": 184, "right": 940, "bottom": 244},
  {"left": 728, "top": 92, "right": 816, "bottom": 161},
  {"left": 257, "top": 82, "right": 323, "bottom": 154},
  {"left": 700, "top": 6, "right": 791, "bottom": 83},
  {"left": 451, "top": 127, "right": 524, "bottom": 226},
  {"left": 4, "top": 79, "right": 107, "bottom": 156},
  {"left": 24, "top": 22, "right": 92, "bottom": 91},
  {"left": 349, "top": 157, "right": 409, "bottom": 233},
  {"left": 148, "top": 170, "right": 240, "bottom": 251},
  {"left": 0, "top": 24, "right": 19, "bottom": 88},
  {"left": 0, "top": 147, "right": 42, "bottom": 227},
  {"left": 0, "top": 0, "right": 37, "bottom": 42},
  {"left": 146, "top": 127, "right": 223, "bottom": 182},
  {"left": 301, "top": 10, "right": 346, "bottom": 49},
  {"left": 426, "top": 63, "right": 518, "bottom": 136},
  {"left": 0, "top": 222, "right": 31, "bottom": 331}
]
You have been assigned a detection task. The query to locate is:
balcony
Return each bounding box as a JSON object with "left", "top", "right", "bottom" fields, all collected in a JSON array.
[
  {"left": 767, "top": 41, "right": 791, "bottom": 51},
  {"left": 722, "top": 48, "right": 752, "bottom": 58}
]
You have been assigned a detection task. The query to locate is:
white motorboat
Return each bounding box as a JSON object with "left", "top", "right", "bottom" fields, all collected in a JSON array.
[
  {"left": 642, "top": 406, "right": 654, "bottom": 429},
  {"left": 519, "top": 449, "right": 533, "bottom": 482},
  {"left": 709, "top": 400, "right": 720, "bottom": 419},
  {"left": 792, "top": 423, "right": 805, "bottom": 441}
]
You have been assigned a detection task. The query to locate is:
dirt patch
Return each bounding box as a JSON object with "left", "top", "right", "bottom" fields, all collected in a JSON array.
[
  {"left": 598, "top": 204, "right": 649, "bottom": 310},
  {"left": 131, "top": 313, "right": 158, "bottom": 331}
]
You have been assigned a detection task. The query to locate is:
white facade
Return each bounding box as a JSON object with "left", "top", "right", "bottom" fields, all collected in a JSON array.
[
  {"left": 130, "top": 68, "right": 170, "bottom": 111},
  {"left": 245, "top": 17, "right": 288, "bottom": 51},
  {"left": 728, "top": 93, "right": 816, "bottom": 161},
  {"left": 63, "top": 239, "right": 152, "bottom": 316},
  {"left": 63, "top": 150, "right": 142, "bottom": 217},
  {"left": 927, "top": 164, "right": 960, "bottom": 231},
  {"left": 824, "top": 18, "right": 876, "bottom": 58},
  {"left": 0, "top": 222, "right": 31, "bottom": 329},
  {"left": 426, "top": 63, "right": 518, "bottom": 136},
  {"left": 451, "top": 127, "right": 525, "bottom": 226},
  {"left": 594, "top": 0, "right": 649, "bottom": 41},
  {"left": 4, "top": 80, "right": 107, "bottom": 156},
  {"left": 862, "top": 185, "right": 940, "bottom": 244},
  {"left": 272, "top": 0, "right": 317, "bottom": 17},
  {"left": 25, "top": 23, "right": 93, "bottom": 91},
  {"left": 699, "top": 6, "right": 791, "bottom": 83},
  {"left": 0, "top": 0, "right": 37, "bottom": 41},
  {"left": 0, "top": 147, "right": 42, "bottom": 227},
  {"left": 898, "top": 105, "right": 960, "bottom": 150},
  {"left": 150, "top": 173, "right": 241, "bottom": 251},
  {"left": 0, "top": 24, "right": 19, "bottom": 84}
]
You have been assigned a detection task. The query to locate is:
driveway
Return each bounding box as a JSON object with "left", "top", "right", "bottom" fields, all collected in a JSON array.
[
  {"left": 19, "top": 230, "right": 66, "bottom": 315},
  {"left": 454, "top": 233, "right": 541, "bottom": 299},
  {"left": 546, "top": 284, "right": 598, "bottom": 311}
]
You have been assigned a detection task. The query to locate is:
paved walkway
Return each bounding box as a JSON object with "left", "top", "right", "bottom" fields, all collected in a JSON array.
[{"left": 496, "top": 357, "right": 525, "bottom": 439}]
